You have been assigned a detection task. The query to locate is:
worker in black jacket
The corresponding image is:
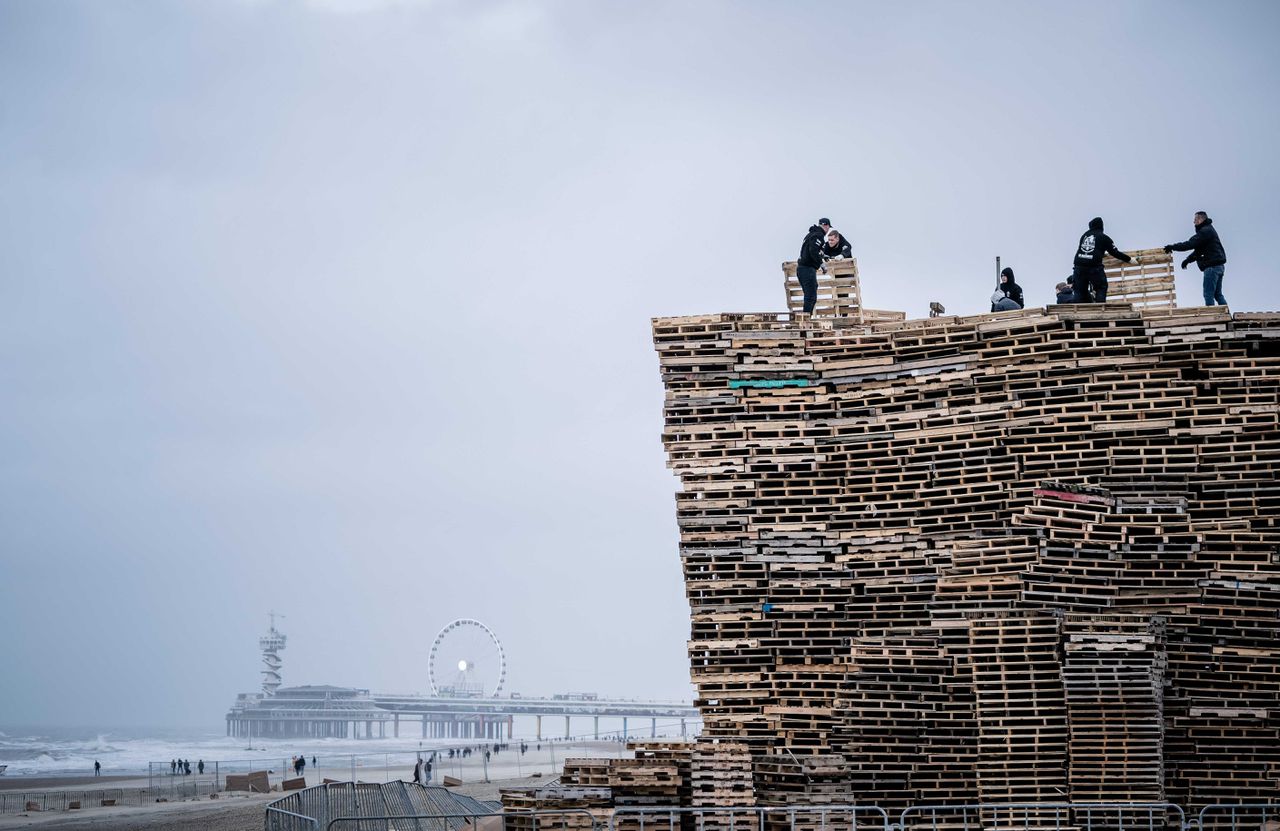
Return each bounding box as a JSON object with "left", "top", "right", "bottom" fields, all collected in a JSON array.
[
  {"left": 1164, "top": 211, "right": 1227, "bottom": 306},
  {"left": 991, "top": 267, "right": 1024, "bottom": 311},
  {"left": 821, "top": 229, "right": 852, "bottom": 260},
  {"left": 796, "top": 221, "right": 827, "bottom": 313},
  {"left": 1071, "top": 216, "right": 1134, "bottom": 303}
]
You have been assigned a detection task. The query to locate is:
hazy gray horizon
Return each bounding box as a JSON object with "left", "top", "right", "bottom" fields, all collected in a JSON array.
[{"left": 2, "top": 0, "right": 1278, "bottom": 729}]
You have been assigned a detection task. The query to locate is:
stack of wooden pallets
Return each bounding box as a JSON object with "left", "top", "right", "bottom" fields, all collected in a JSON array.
[
  {"left": 1102, "top": 249, "right": 1178, "bottom": 309},
  {"left": 629, "top": 741, "right": 695, "bottom": 794},
  {"left": 754, "top": 753, "right": 856, "bottom": 831},
  {"left": 752, "top": 752, "right": 850, "bottom": 805},
  {"left": 651, "top": 299, "right": 1280, "bottom": 811},
  {"left": 1061, "top": 614, "right": 1167, "bottom": 802},
  {"left": 1168, "top": 522, "right": 1280, "bottom": 804},
  {"left": 963, "top": 611, "right": 1070, "bottom": 804},
  {"left": 560, "top": 758, "right": 613, "bottom": 788},
  {"left": 608, "top": 758, "right": 683, "bottom": 831},
  {"left": 836, "top": 630, "right": 950, "bottom": 810},
  {"left": 506, "top": 297, "right": 1279, "bottom": 822},
  {"left": 690, "top": 740, "right": 757, "bottom": 820},
  {"left": 500, "top": 786, "right": 613, "bottom": 831},
  {"left": 781, "top": 260, "right": 907, "bottom": 323},
  {"left": 609, "top": 758, "right": 682, "bottom": 803}
]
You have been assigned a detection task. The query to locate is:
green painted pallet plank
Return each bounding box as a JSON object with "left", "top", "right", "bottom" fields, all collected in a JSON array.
[{"left": 728, "top": 379, "right": 812, "bottom": 389}]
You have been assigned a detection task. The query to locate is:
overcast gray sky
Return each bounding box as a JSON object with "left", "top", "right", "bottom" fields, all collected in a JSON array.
[{"left": 2, "top": 0, "right": 1278, "bottom": 729}]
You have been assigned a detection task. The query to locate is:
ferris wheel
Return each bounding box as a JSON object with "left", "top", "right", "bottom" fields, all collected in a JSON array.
[{"left": 427, "top": 619, "right": 507, "bottom": 698}]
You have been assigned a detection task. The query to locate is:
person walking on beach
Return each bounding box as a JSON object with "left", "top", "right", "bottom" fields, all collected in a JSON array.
[
  {"left": 94, "top": 760, "right": 101, "bottom": 777},
  {"left": 184, "top": 759, "right": 191, "bottom": 776},
  {"left": 1164, "top": 210, "right": 1227, "bottom": 306},
  {"left": 1071, "top": 216, "right": 1134, "bottom": 303},
  {"left": 171, "top": 759, "right": 176, "bottom": 775},
  {"left": 413, "top": 758, "right": 422, "bottom": 784},
  {"left": 312, "top": 756, "right": 317, "bottom": 768},
  {"left": 198, "top": 759, "right": 204, "bottom": 775}
]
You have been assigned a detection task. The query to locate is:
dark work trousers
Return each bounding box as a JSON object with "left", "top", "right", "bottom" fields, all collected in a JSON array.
[
  {"left": 1072, "top": 266, "right": 1107, "bottom": 303},
  {"left": 796, "top": 265, "right": 818, "bottom": 313}
]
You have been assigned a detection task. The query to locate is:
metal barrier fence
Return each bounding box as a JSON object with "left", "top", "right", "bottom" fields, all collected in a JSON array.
[
  {"left": 326, "top": 809, "right": 600, "bottom": 831},
  {"left": 0, "top": 780, "right": 224, "bottom": 815},
  {"left": 610, "top": 806, "right": 892, "bottom": 831},
  {"left": 265, "top": 805, "right": 321, "bottom": 831},
  {"left": 148, "top": 775, "right": 224, "bottom": 801},
  {"left": 0, "top": 789, "right": 125, "bottom": 814},
  {"left": 267, "top": 801, "right": 1259, "bottom": 831},
  {"left": 6, "top": 781, "right": 1274, "bottom": 831},
  {"left": 265, "top": 806, "right": 604, "bottom": 831},
  {"left": 898, "top": 804, "right": 1187, "bottom": 831},
  {"left": 1197, "top": 804, "right": 1280, "bottom": 831}
]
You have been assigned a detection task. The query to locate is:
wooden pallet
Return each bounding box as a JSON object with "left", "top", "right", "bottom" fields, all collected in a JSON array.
[
  {"left": 500, "top": 787, "right": 612, "bottom": 831},
  {"left": 1103, "top": 249, "right": 1177, "bottom": 309}
]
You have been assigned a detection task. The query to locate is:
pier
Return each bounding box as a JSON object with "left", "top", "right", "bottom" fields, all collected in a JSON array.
[{"left": 226, "top": 686, "right": 698, "bottom": 741}]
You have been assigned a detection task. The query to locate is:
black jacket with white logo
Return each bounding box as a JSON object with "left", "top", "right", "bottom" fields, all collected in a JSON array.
[{"left": 1074, "top": 218, "right": 1131, "bottom": 268}]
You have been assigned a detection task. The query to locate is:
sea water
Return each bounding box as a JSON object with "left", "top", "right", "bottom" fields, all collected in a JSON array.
[{"left": 0, "top": 726, "right": 486, "bottom": 777}]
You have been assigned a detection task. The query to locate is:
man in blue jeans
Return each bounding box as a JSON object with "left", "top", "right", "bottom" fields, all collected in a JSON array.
[{"left": 1164, "top": 211, "right": 1227, "bottom": 306}]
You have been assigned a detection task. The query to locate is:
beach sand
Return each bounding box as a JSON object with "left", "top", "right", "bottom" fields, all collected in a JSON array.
[
  {"left": 0, "top": 792, "right": 274, "bottom": 830},
  {"left": 0, "top": 779, "right": 139, "bottom": 793},
  {"left": 0, "top": 740, "right": 629, "bottom": 829},
  {"left": 0, "top": 766, "right": 590, "bottom": 830}
]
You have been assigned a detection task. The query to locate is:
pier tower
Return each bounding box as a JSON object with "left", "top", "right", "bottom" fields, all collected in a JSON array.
[{"left": 259, "top": 612, "right": 287, "bottom": 697}]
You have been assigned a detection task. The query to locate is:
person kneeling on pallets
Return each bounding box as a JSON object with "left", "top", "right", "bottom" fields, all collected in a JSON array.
[{"left": 991, "top": 267, "right": 1025, "bottom": 312}]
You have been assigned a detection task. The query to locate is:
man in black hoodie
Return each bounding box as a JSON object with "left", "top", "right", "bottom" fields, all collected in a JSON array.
[
  {"left": 795, "top": 220, "right": 827, "bottom": 313},
  {"left": 1164, "top": 211, "right": 1227, "bottom": 306},
  {"left": 1071, "top": 216, "right": 1134, "bottom": 303}
]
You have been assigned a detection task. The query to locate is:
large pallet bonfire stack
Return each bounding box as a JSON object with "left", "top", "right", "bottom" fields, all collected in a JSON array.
[
  {"left": 652, "top": 289, "right": 1280, "bottom": 811},
  {"left": 506, "top": 264, "right": 1279, "bottom": 823}
]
